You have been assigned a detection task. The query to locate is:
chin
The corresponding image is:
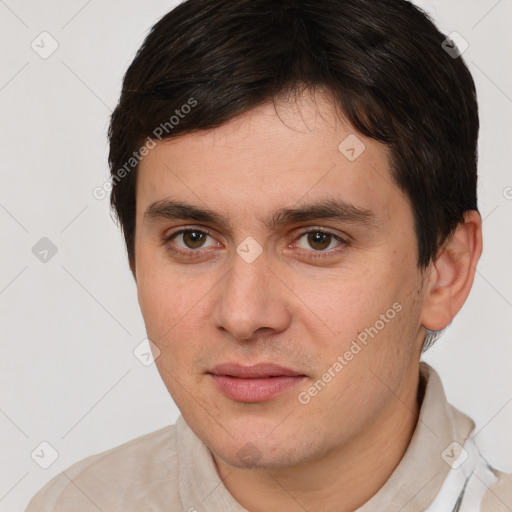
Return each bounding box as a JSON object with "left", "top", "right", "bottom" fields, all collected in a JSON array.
[
  {"left": 204, "top": 426, "right": 317, "bottom": 471},
  {"left": 212, "top": 443, "right": 299, "bottom": 470}
]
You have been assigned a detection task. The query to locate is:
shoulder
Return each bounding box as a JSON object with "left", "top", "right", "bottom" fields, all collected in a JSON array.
[
  {"left": 482, "top": 470, "right": 512, "bottom": 511},
  {"left": 25, "top": 424, "right": 181, "bottom": 512}
]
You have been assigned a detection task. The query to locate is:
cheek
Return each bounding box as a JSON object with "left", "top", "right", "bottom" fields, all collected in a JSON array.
[
  {"left": 135, "top": 248, "right": 208, "bottom": 343},
  {"left": 293, "top": 255, "right": 421, "bottom": 386},
  {"left": 292, "top": 264, "right": 403, "bottom": 340},
  {"left": 136, "top": 263, "right": 211, "bottom": 399}
]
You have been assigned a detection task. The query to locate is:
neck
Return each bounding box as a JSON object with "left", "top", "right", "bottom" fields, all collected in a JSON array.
[{"left": 213, "top": 362, "right": 421, "bottom": 512}]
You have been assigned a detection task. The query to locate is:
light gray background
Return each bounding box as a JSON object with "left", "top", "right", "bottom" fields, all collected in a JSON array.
[{"left": 1, "top": 1, "right": 511, "bottom": 511}]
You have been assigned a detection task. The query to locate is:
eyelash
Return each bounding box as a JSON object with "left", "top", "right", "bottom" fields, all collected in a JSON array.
[
  {"left": 291, "top": 229, "right": 348, "bottom": 260},
  {"left": 163, "top": 228, "right": 349, "bottom": 260},
  {"left": 163, "top": 229, "right": 217, "bottom": 260}
]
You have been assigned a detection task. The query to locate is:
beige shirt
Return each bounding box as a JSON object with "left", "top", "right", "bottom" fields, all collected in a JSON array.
[{"left": 26, "top": 364, "right": 512, "bottom": 511}]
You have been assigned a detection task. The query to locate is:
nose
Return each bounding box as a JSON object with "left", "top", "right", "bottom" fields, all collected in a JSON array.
[{"left": 210, "top": 251, "right": 292, "bottom": 341}]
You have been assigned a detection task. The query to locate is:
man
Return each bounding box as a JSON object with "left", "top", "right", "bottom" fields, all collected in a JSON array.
[{"left": 26, "top": 0, "right": 511, "bottom": 510}]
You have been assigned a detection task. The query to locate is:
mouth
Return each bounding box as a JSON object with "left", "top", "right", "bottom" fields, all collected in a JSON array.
[{"left": 208, "top": 362, "right": 307, "bottom": 402}]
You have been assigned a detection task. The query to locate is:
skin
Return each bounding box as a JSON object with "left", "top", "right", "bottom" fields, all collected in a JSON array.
[{"left": 133, "top": 90, "right": 482, "bottom": 512}]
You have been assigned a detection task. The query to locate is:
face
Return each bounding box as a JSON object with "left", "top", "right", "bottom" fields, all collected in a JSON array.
[{"left": 134, "top": 91, "right": 427, "bottom": 470}]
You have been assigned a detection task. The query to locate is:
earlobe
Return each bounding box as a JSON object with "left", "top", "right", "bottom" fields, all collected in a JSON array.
[{"left": 420, "top": 211, "right": 483, "bottom": 331}]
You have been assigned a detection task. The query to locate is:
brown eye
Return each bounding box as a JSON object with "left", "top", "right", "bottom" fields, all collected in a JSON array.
[
  {"left": 183, "top": 231, "right": 206, "bottom": 248},
  {"left": 295, "top": 230, "right": 345, "bottom": 252},
  {"left": 171, "top": 230, "right": 215, "bottom": 250},
  {"left": 307, "top": 232, "right": 332, "bottom": 250}
]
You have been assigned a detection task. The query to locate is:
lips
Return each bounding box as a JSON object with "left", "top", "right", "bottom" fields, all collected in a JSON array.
[
  {"left": 209, "top": 363, "right": 306, "bottom": 402},
  {"left": 210, "top": 362, "right": 304, "bottom": 378}
]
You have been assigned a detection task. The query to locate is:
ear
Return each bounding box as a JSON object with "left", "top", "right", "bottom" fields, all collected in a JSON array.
[{"left": 420, "top": 210, "right": 483, "bottom": 331}]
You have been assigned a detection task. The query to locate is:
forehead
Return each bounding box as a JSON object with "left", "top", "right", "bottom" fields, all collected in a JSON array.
[{"left": 135, "top": 94, "right": 410, "bottom": 229}]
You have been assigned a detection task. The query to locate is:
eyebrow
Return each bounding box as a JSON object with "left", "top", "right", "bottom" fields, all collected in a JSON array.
[{"left": 144, "top": 198, "right": 377, "bottom": 230}]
